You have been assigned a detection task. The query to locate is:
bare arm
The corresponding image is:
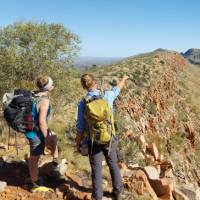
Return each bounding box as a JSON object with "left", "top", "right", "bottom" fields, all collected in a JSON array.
[
  {"left": 76, "top": 100, "right": 86, "bottom": 152},
  {"left": 38, "top": 98, "right": 49, "bottom": 138},
  {"left": 118, "top": 75, "right": 129, "bottom": 89},
  {"left": 76, "top": 131, "right": 84, "bottom": 152}
]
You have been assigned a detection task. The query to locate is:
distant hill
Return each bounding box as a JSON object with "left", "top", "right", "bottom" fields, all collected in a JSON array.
[
  {"left": 181, "top": 48, "right": 200, "bottom": 64},
  {"left": 74, "top": 56, "right": 123, "bottom": 68}
]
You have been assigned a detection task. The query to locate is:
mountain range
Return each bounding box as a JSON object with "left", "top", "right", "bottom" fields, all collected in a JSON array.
[
  {"left": 74, "top": 56, "right": 123, "bottom": 68},
  {"left": 181, "top": 48, "right": 200, "bottom": 64},
  {"left": 75, "top": 48, "right": 200, "bottom": 69}
]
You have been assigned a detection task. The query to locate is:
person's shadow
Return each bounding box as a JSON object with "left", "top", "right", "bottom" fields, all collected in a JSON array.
[{"left": 0, "top": 159, "right": 29, "bottom": 187}]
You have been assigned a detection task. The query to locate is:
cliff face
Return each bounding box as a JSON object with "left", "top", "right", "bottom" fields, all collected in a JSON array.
[{"left": 182, "top": 48, "right": 200, "bottom": 64}]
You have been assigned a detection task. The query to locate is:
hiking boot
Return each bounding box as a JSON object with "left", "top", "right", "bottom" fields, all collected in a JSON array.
[
  {"left": 113, "top": 192, "right": 121, "bottom": 200},
  {"left": 31, "top": 185, "right": 53, "bottom": 193},
  {"left": 30, "top": 179, "right": 53, "bottom": 193}
]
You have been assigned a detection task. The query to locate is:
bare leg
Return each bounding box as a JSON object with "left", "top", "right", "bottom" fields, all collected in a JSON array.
[
  {"left": 45, "top": 134, "right": 59, "bottom": 159},
  {"left": 28, "top": 155, "right": 40, "bottom": 182}
]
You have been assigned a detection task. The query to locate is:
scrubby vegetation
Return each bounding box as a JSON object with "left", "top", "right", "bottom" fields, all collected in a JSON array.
[{"left": 0, "top": 22, "right": 81, "bottom": 108}]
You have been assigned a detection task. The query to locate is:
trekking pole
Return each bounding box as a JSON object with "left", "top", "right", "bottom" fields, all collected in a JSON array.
[
  {"left": 14, "top": 132, "right": 19, "bottom": 155},
  {"left": 8, "top": 127, "right": 11, "bottom": 150}
]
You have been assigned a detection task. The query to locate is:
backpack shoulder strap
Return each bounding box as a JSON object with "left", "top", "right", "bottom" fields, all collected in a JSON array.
[
  {"left": 83, "top": 90, "right": 105, "bottom": 105},
  {"left": 84, "top": 95, "right": 93, "bottom": 103},
  {"left": 33, "top": 94, "right": 49, "bottom": 112},
  {"left": 36, "top": 95, "right": 49, "bottom": 102}
]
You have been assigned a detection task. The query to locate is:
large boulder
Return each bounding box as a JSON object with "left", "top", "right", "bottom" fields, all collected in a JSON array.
[
  {"left": 144, "top": 166, "right": 160, "bottom": 180},
  {"left": 143, "top": 166, "right": 175, "bottom": 198},
  {"left": 39, "top": 160, "right": 68, "bottom": 178},
  {"left": 123, "top": 169, "right": 158, "bottom": 200}
]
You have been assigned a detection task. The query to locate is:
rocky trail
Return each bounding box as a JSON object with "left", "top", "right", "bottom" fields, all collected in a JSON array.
[{"left": 0, "top": 138, "right": 198, "bottom": 200}]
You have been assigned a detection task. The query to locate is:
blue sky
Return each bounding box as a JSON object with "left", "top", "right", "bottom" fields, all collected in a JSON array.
[{"left": 0, "top": 0, "right": 200, "bottom": 57}]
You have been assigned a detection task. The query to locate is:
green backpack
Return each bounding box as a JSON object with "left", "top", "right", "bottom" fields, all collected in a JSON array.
[{"left": 83, "top": 95, "right": 115, "bottom": 144}]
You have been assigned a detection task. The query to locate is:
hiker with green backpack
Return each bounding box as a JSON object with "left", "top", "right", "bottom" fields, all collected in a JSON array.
[{"left": 76, "top": 74, "right": 129, "bottom": 200}]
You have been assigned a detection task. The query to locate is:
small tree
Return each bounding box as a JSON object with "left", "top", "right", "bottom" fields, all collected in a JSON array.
[{"left": 0, "top": 21, "right": 80, "bottom": 97}]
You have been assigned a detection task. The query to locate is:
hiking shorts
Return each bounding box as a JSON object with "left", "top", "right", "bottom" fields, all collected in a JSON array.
[{"left": 26, "top": 131, "right": 45, "bottom": 156}]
